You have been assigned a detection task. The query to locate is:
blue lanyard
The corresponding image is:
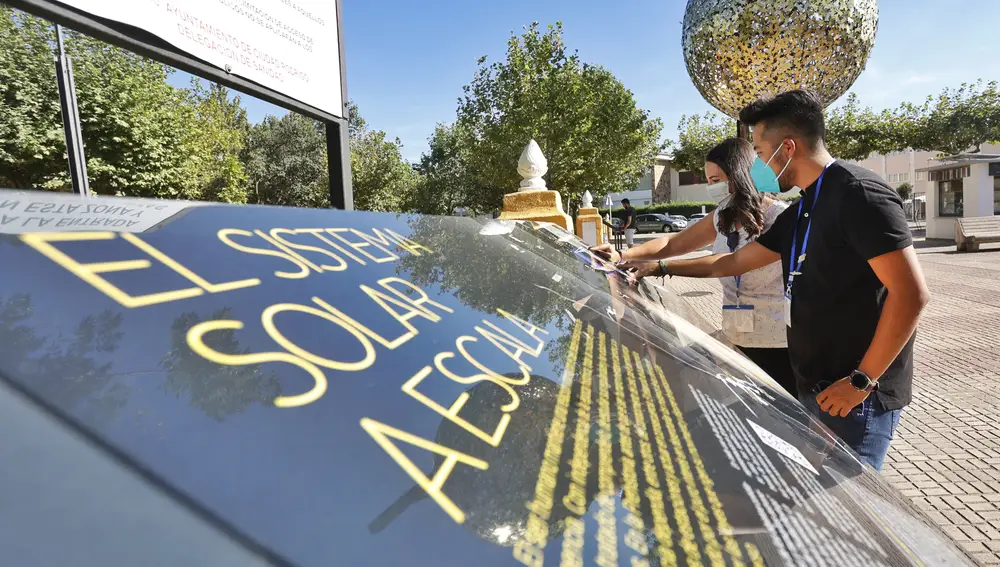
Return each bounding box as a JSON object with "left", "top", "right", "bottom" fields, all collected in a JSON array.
[
  {"left": 728, "top": 237, "right": 742, "bottom": 301},
  {"left": 786, "top": 162, "right": 834, "bottom": 297}
]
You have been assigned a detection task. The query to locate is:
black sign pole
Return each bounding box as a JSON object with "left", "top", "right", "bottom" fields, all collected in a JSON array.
[
  {"left": 6, "top": 0, "right": 353, "bottom": 209},
  {"left": 54, "top": 24, "right": 90, "bottom": 196},
  {"left": 328, "top": 0, "right": 353, "bottom": 210}
]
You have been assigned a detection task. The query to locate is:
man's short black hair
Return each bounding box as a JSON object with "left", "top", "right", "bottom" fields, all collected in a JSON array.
[
  {"left": 739, "top": 89, "right": 826, "bottom": 147},
  {"left": 621, "top": 198, "right": 631, "bottom": 205}
]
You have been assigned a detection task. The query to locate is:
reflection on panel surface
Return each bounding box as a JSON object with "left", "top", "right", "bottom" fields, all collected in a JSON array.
[{"left": 0, "top": 192, "right": 974, "bottom": 565}]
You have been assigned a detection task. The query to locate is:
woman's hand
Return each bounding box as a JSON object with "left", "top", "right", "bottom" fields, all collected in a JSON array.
[
  {"left": 626, "top": 262, "right": 664, "bottom": 286},
  {"left": 589, "top": 243, "right": 621, "bottom": 265}
]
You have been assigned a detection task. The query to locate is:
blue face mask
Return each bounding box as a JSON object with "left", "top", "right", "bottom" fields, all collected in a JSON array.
[
  {"left": 751, "top": 143, "right": 794, "bottom": 193},
  {"left": 750, "top": 157, "right": 780, "bottom": 193}
]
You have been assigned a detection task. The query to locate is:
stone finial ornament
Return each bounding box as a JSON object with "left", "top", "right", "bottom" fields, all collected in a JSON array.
[{"left": 517, "top": 140, "right": 548, "bottom": 192}]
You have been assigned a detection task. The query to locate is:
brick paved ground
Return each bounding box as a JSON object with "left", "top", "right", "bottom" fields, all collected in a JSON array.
[{"left": 653, "top": 235, "right": 1000, "bottom": 564}]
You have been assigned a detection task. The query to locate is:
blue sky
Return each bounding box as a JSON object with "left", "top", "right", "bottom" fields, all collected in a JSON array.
[{"left": 170, "top": 0, "right": 1000, "bottom": 162}]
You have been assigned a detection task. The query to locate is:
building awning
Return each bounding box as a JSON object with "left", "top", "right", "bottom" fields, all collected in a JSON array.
[{"left": 916, "top": 153, "right": 1000, "bottom": 172}]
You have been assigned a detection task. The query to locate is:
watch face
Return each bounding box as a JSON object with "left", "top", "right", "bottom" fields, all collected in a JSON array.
[{"left": 850, "top": 371, "right": 871, "bottom": 390}]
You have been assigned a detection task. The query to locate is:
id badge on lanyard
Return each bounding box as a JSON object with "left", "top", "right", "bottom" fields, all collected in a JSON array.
[
  {"left": 723, "top": 234, "right": 754, "bottom": 334},
  {"left": 785, "top": 161, "right": 833, "bottom": 327}
]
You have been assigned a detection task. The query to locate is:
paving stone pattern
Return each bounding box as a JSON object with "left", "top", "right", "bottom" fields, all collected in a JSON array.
[{"left": 654, "top": 239, "right": 1000, "bottom": 564}]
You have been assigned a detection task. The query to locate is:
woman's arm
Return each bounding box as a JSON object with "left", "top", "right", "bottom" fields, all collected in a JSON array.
[{"left": 620, "top": 214, "right": 718, "bottom": 263}]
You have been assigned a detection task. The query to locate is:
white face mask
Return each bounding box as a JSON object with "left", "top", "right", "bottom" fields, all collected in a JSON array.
[{"left": 706, "top": 181, "right": 730, "bottom": 205}]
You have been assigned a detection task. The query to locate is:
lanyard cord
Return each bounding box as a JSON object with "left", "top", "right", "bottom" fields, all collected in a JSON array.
[{"left": 786, "top": 161, "right": 835, "bottom": 297}]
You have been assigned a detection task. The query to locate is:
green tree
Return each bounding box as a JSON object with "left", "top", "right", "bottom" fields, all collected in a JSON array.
[
  {"left": 896, "top": 182, "right": 913, "bottom": 201},
  {"left": 0, "top": 6, "right": 199, "bottom": 197},
  {"left": 243, "top": 112, "right": 329, "bottom": 207},
  {"left": 452, "top": 22, "right": 663, "bottom": 212},
  {"left": 184, "top": 80, "right": 250, "bottom": 203},
  {"left": 406, "top": 123, "right": 478, "bottom": 215},
  {"left": 912, "top": 81, "right": 1000, "bottom": 155},
  {"left": 348, "top": 102, "right": 420, "bottom": 212},
  {"left": 667, "top": 112, "right": 734, "bottom": 175},
  {"left": 0, "top": 6, "right": 65, "bottom": 189}
]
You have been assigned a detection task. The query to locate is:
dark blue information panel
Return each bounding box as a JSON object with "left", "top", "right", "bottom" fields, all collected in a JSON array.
[{"left": 0, "top": 191, "right": 974, "bottom": 566}]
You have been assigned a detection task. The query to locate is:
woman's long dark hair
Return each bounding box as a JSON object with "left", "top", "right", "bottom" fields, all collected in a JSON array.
[{"left": 707, "top": 137, "right": 767, "bottom": 238}]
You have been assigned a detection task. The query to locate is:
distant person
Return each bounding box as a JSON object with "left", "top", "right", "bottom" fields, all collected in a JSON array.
[
  {"left": 592, "top": 138, "right": 795, "bottom": 396},
  {"left": 643, "top": 90, "right": 929, "bottom": 471},
  {"left": 621, "top": 198, "right": 636, "bottom": 248}
]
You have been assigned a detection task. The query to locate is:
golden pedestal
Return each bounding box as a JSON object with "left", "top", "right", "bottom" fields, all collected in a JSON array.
[
  {"left": 575, "top": 206, "right": 604, "bottom": 246},
  {"left": 498, "top": 190, "right": 572, "bottom": 231}
]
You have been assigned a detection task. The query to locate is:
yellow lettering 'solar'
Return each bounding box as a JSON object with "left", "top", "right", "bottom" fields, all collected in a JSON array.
[
  {"left": 360, "top": 417, "right": 487, "bottom": 524},
  {"left": 312, "top": 286, "right": 433, "bottom": 351},
  {"left": 186, "top": 319, "right": 327, "bottom": 408},
  {"left": 327, "top": 228, "right": 397, "bottom": 263},
  {"left": 261, "top": 303, "right": 376, "bottom": 372},
  {"left": 379, "top": 277, "right": 454, "bottom": 316},
  {"left": 20, "top": 231, "right": 259, "bottom": 308},
  {"left": 217, "top": 229, "right": 311, "bottom": 280},
  {"left": 383, "top": 229, "right": 434, "bottom": 255},
  {"left": 401, "top": 366, "right": 511, "bottom": 446},
  {"left": 268, "top": 229, "right": 348, "bottom": 272}
]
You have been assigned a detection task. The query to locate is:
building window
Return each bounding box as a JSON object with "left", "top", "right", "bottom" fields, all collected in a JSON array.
[
  {"left": 900, "top": 173, "right": 909, "bottom": 182},
  {"left": 888, "top": 173, "right": 898, "bottom": 183},
  {"left": 938, "top": 179, "right": 964, "bottom": 217},
  {"left": 929, "top": 166, "right": 971, "bottom": 182},
  {"left": 677, "top": 171, "right": 704, "bottom": 186},
  {"left": 916, "top": 171, "right": 925, "bottom": 181}
]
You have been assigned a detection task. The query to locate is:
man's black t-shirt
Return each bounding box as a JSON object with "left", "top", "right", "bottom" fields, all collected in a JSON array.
[
  {"left": 756, "top": 161, "right": 914, "bottom": 409},
  {"left": 623, "top": 207, "right": 636, "bottom": 229}
]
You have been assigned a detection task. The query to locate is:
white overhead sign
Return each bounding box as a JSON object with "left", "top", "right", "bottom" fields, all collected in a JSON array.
[{"left": 57, "top": 0, "right": 344, "bottom": 118}]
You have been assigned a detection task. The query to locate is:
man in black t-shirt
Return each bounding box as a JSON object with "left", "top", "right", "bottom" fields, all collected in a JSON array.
[
  {"left": 648, "top": 90, "right": 930, "bottom": 471},
  {"left": 621, "top": 198, "right": 637, "bottom": 248}
]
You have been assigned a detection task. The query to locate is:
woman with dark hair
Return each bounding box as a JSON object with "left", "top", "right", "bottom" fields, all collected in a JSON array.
[{"left": 591, "top": 137, "right": 795, "bottom": 395}]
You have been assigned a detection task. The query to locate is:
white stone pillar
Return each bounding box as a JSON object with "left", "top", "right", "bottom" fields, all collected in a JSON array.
[{"left": 967, "top": 163, "right": 994, "bottom": 217}]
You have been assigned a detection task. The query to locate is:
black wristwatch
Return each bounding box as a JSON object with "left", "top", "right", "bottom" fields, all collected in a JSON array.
[{"left": 849, "top": 370, "right": 877, "bottom": 392}]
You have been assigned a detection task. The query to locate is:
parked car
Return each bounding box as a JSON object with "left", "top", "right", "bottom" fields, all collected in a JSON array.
[
  {"left": 688, "top": 212, "right": 709, "bottom": 222},
  {"left": 635, "top": 213, "right": 688, "bottom": 233}
]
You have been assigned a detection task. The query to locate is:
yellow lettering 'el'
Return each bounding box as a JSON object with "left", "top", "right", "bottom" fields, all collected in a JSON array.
[
  {"left": 186, "top": 319, "right": 328, "bottom": 408},
  {"left": 120, "top": 233, "right": 259, "bottom": 293},
  {"left": 261, "top": 303, "right": 376, "bottom": 372},
  {"left": 360, "top": 418, "right": 487, "bottom": 524},
  {"left": 20, "top": 231, "right": 204, "bottom": 308}
]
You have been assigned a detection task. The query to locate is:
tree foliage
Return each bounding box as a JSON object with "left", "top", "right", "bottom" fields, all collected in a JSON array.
[
  {"left": 243, "top": 113, "right": 329, "bottom": 208},
  {"left": 667, "top": 113, "right": 735, "bottom": 175},
  {"left": 671, "top": 82, "right": 1000, "bottom": 166},
  {"left": 447, "top": 22, "right": 663, "bottom": 213}
]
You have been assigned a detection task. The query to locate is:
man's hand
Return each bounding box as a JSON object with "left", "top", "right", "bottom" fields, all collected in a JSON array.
[
  {"left": 589, "top": 243, "right": 621, "bottom": 264},
  {"left": 816, "top": 378, "right": 869, "bottom": 418}
]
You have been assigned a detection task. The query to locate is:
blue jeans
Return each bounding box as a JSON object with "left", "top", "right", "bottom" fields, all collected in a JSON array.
[{"left": 798, "top": 384, "right": 902, "bottom": 471}]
